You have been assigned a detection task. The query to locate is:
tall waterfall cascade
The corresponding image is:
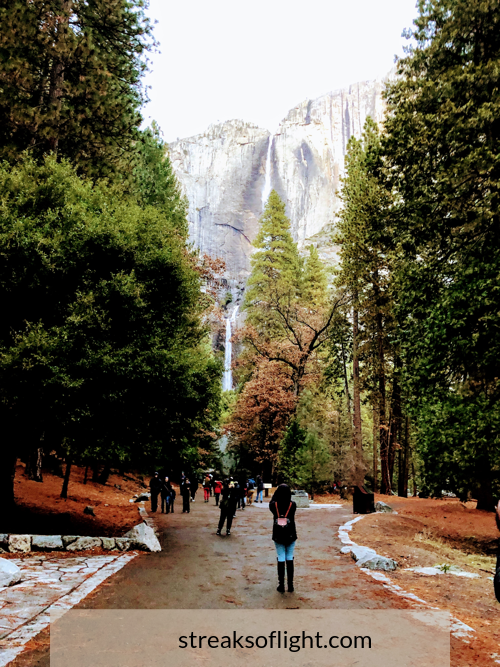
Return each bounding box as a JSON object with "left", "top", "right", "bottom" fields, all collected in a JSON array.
[
  {"left": 222, "top": 305, "right": 239, "bottom": 391},
  {"left": 261, "top": 135, "right": 273, "bottom": 208}
]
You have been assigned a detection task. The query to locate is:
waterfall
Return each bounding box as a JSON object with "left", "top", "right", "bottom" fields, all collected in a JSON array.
[
  {"left": 222, "top": 305, "right": 239, "bottom": 391},
  {"left": 261, "top": 134, "right": 273, "bottom": 208}
]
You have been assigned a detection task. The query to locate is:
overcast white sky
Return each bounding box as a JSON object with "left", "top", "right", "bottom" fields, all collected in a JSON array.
[{"left": 142, "top": 0, "right": 418, "bottom": 142}]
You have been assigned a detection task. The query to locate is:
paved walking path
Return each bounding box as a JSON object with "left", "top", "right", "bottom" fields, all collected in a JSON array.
[{"left": 4, "top": 497, "right": 415, "bottom": 667}]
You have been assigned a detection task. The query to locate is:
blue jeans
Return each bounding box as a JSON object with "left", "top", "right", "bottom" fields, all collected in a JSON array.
[
  {"left": 274, "top": 540, "right": 296, "bottom": 562},
  {"left": 256, "top": 490, "right": 263, "bottom": 502}
]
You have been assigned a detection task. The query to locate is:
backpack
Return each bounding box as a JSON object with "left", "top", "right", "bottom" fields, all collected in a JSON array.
[{"left": 274, "top": 502, "right": 292, "bottom": 528}]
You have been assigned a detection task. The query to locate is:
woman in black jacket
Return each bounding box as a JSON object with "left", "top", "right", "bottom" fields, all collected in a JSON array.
[
  {"left": 216, "top": 479, "right": 236, "bottom": 536},
  {"left": 269, "top": 484, "right": 297, "bottom": 593}
]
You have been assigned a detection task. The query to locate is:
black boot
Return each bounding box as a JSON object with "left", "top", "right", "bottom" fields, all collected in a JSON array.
[
  {"left": 286, "top": 560, "right": 294, "bottom": 592},
  {"left": 277, "top": 561, "right": 285, "bottom": 593}
]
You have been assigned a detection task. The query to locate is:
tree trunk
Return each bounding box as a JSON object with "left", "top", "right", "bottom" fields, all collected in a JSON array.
[
  {"left": 340, "top": 337, "right": 351, "bottom": 417},
  {"left": 97, "top": 464, "right": 111, "bottom": 485},
  {"left": 0, "top": 451, "right": 17, "bottom": 510},
  {"left": 372, "top": 405, "right": 379, "bottom": 493},
  {"left": 352, "top": 302, "right": 362, "bottom": 452},
  {"left": 475, "top": 456, "right": 495, "bottom": 511},
  {"left": 388, "top": 366, "right": 402, "bottom": 488},
  {"left": 61, "top": 459, "right": 72, "bottom": 499},
  {"left": 398, "top": 417, "right": 409, "bottom": 497},
  {"left": 27, "top": 447, "right": 44, "bottom": 482},
  {"left": 47, "top": 0, "right": 72, "bottom": 152},
  {"left": 411, "top": 459, "right": 418, "bottom": 497},
  {"left": 373, "top": 273, "right": 390, "bottom": 494}
]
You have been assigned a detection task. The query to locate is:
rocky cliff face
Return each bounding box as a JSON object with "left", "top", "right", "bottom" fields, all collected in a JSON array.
[{"left": 169, "top": 78, "right": 387, "bottom": 280}]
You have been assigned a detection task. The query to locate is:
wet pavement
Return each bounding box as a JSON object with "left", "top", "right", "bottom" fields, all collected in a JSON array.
[{"left": 3, "top": 497, "right": 416, "bottom": 667}]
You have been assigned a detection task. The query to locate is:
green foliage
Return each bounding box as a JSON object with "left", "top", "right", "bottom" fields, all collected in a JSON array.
[
  {"left": 301, "top": 245, "right": 328, "bottom": 308},
  {"left": 0, "top": 0, "right": 153, "bottom": 178},
  {"left": 0, "top": 156, "right": 222, "bottom": 474},
  {"left": 244, "top": 190, "right": 300, "bottom": 330},
  {"left": 131, "top": 123, "right": 189, "bottom": 238},
  {"left": 384, "top": 0, "right": 500, "bottom": 508},
  {"left": 278, "top": 420, "right": 307, "bottom": 487}
]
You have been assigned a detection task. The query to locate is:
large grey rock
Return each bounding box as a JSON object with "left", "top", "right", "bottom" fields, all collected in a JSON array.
[
  {"left": 66, "top": 537, "right": 102, "bottom": 551},
  {"left": 0, "top": 558, "right": 22, "bottom": 587},
  {"left": 375, "top": 501, "right": 394, "bottom": 513},
  {"left": 350, "top": 545, "right": 397, "bottom": 571},
  {"left": 169, "top": 77, "right": 388, "bottom": 280},
  {"left": 101, "top": 537, "right": 116, "bottom": 550},
  {"left": 291, "top": 491, "right": 310, "bottom": 508},
  {"left": 360, "top": 555, "right": 397, "bottom": 571},
  {"left": 32, "top": 535, "right": 64, "bottom": 551},
  {"left": 0, "top": 534, "right": 8, "bottom": 548},
  {"left": 8, "top": 534, "right": 31, "bottom": 553},
  {"left": 134, "top": 493, "right": 150, "bottom": 503},
  {"left": 124, "top": 523, "right": 161, "bottom": 552},
  {"left": 83, "top": 506, "right": 95, "bottom": 516},
  {"left": 115, "top": 538, "right": 131, "bottom": 551},
  {"left": 62, "top": 535, "right": 79, "bottom": 547}
]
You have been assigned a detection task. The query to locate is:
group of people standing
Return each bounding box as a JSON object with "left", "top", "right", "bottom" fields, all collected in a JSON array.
[
  {"left": 149, "top": 471, "right": 297, "bottom": 593},
  {"left": 149, "top": 473, "right": 176, "bottom": 513}
]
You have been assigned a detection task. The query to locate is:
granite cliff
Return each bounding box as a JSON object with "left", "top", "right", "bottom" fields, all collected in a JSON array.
[{"left": 168, "top": 77, "right": 387, "bottom": 280}]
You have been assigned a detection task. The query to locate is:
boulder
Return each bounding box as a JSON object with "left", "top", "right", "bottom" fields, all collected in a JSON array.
[
  {"left": 115, "top": 538, "right": 131, "bottom": 551},
  {"left": 350, "top": 545, "right": 397, "bottom": 571},
  {"left": 375, "top": 501, "right": 394, "bottom": 513},
  {"left": 360, "top": 555, "right": 397, "bottom": 571},
  {"left": 101, "top": 537, "right": 116, "bottom": 550},
  {"left": 62, "top": 536, "right": 79, "bottom": 547},
  {"left": 8, "top": 534, "right": 31, "bottom": 553},
  {"left": 66, "top": 537, "right": 102, "bottom": 551},
  {"left": 350, "top": 545, "right": 377, "bottom": 563},
  {"left": 32, "top": 535, "right": 64, "bottom": 551},
  {"left": 0, "top": 534, "right": 8, "bottom": 549},
  {"left": 123, "top": 523, "right": 160, "bottom": 552},
  {"left": 0, "top": 558, "right": 22, "bottom": 587},
  {"left": 291, "top": 490, "right": 310, "bottom": 508},
  {"left": 83, "top": 505, "right": 95, "bottom": 516}
]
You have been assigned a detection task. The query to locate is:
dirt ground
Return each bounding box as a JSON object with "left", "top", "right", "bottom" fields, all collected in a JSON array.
[
  {"left": 351, "top": 493, "right": 500, "bottom": 666},
  {"left": 2, "top": 462, "right": 144, "bottom": 537}
]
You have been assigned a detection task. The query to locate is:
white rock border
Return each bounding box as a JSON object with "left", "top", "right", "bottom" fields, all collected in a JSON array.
[{"left": 337, "top": 514, "right": 475, "bottom": 640}]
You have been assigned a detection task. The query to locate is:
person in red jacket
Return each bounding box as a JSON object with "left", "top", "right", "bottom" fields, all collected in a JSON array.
[{"left": 214, "top": 479, "right": 223, "bottom": 506}]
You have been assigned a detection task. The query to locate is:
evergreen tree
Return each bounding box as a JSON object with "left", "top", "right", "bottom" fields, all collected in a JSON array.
[
  {"left": 0, "top": 156, "right": 221, "bottom": 508},
  {"left": 335, "top": 119, "right": 398, "bottom": 493},
  {"left": 132, "top": 123, "right": 189, "bottom": 239},
  {"left": 384, "top": 0, "right": 500, "bottom": 509},
  {"left": 244, "top": 189, "right": 300, "bottom": 331},
  {"left": 301, "top": 245, "right": 328, "bottom": 308},
  {"left": 0, "top": 0, "right": 153, "bottom": 177}
]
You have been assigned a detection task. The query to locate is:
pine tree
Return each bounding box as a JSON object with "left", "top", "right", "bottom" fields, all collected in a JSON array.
[
  {"left": 383, "top": 0, "right": 500, "bottom": 509},
  {"left": 301, "top": 245, "right": 328, "bottom": 309},
  {"left": 0, "top": 0, "right": 153, "bottom": 177},
  {"left": 244, "top": 190, "right": 300, "bottom": 330}
]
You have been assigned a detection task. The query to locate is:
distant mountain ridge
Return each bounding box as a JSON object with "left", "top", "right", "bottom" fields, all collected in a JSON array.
[{"left": 168, "top": 76, "right": 388, "bottom": 281}]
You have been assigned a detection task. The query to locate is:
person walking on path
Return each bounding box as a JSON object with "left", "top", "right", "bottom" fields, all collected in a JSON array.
[
  {"left": 216, "top": 479, "right": 236, "bottom": 536},
  {"left": 214, "top": 479, "right": 223, "bottom": 506},
  {"left": 170, "top": 485, "right": 176, "bottom": 513},
  {"left": 203, "top": 475, "right": 211, "bottom": 502},
  {"left": 256, "top": 475, "right": 264, "bottom": 503},
  {"left": 149, "top": 472, "right": 162, "bottom": 513},
  {"left": 237, "top": 478, "right": 247, "bottom": 510},
  {"left": 190, "top": 476, "right": 198, "bottom": 502},
  {"left": 160, "top": 477, "right": 172, "bottom": 514},
  {"left": 269, "top": 484, "right": 297, "bottom": 593},
  {"left": 181, "top": 478, "right": 191, "bottom": 513}
]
